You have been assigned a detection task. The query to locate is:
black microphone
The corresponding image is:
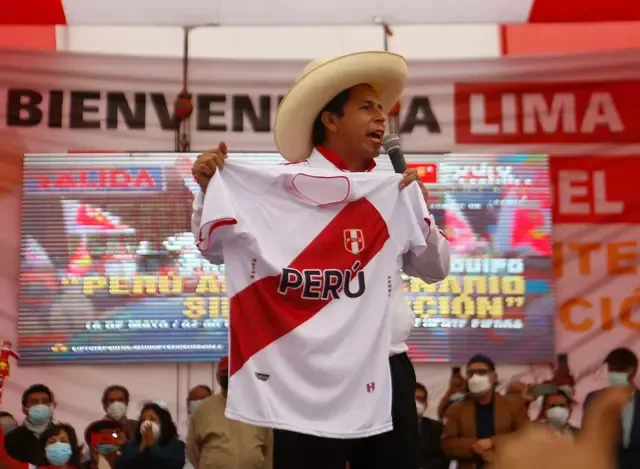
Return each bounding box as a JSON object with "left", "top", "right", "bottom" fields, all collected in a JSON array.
[{"left": 382, "top": 133, "right": 407, "bottom": 174}]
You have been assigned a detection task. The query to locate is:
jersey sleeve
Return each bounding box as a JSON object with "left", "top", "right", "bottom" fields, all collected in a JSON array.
[
  {"left": 397, "top": 183, "right": 451, "bottom": 284},
  {"left": 195, "top": 171, "right": 239, "bottom": 264}
]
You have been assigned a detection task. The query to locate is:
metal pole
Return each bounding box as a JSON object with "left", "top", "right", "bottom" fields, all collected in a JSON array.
[
  {"left": 381, "top": 23, "right": 400, "bottom": 136},
  {"left": 176, "top": 27, "right": 193, "bottom": 152}
]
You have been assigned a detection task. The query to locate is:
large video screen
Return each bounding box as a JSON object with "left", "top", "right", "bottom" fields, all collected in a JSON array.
[{"left": 19, "top": 152, "right": 554, "bottom": 365}]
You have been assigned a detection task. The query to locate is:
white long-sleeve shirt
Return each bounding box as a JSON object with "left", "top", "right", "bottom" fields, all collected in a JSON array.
[{"left": 191, "top": 148, "right": 450, "bottom": 356}]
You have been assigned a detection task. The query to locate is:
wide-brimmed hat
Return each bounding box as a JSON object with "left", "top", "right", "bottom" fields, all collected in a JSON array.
[{"left": 274, "top": 51, "right": 407, "bottom": 162}]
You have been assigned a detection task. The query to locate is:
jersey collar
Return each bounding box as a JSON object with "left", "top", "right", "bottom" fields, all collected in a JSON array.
[{"left": 316, "top": 145, "right": 376, "bottom": 173}]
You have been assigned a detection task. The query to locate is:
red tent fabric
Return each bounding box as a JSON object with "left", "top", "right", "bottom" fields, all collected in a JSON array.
[{"left": 4, "top": 0, "right": 640, "bottom": 26}]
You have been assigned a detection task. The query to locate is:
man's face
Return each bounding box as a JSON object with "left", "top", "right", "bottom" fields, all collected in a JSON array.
[
  {"left": 544, "top": 394, "right": 571, "bottom": 416},
  {"left": 104, "top": 389, "right": 127, "bottom": 410},
  {"left": 23, "top": 391, "right": 51, "bottom": 415},
  {"left": 466, "top": 363, "right": 496, "bottom": 388},
  {"left": 187, "top": 386, "right": 211, "bottom": 410},
  {"left": 415, "top": 388, "right": 427, "bottom": 405},
  {"left": 324, "top": 84, "right": 387, "bottom": 160}
]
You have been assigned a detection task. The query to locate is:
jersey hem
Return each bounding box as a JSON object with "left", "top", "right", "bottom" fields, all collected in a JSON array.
[{"left": 224, "top": 409, "right": 393, "bottom": 439}]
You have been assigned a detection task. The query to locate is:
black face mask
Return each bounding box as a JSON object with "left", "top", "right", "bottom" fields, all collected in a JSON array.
[{"left": 219, "top": 375, "right": 229, "bottom": 390}]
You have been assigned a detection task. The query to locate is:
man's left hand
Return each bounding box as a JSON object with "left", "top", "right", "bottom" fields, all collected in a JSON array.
[{"left": 399, "top": 168, "right": 428, "bottom": 200}]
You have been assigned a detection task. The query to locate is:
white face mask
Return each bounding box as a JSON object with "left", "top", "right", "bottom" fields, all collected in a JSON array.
[
  {"left": 416, "top": 401, "right": 426, "bottom": 416},
  {"left": 468, "top": 375, "right": 492, "bottom": 395},
  {"left": 546, "top": 406, "right": 570, "bottom": 427},
  {"left": 107, "top": 401, "right": 127, "bottom": 421},
  {"left": 140, "top": 420, "right": 161, "bottom": 440},
  {"left": 608, "top": 372, "right": 629, "bottom": 387}
]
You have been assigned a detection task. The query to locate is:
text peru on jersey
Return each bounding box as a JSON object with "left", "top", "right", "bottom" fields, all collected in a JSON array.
[{"left": 5, "top": 81, "right": 638, "bottom": 143}]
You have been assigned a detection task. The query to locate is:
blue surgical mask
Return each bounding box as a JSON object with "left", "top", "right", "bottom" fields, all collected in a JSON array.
[
  {"left": 608, "top": 372, "right": 629, "bottom": 387},
  {"left": 188, "top": 401, "right": 201, "bottom": 414},
  {"left": 97, "top": 443, "right": 119, "bottom": 455},
  {"left": 46, "top": 442, "right": 73, "bottom": 466},
  {"left": 28, "top": 404, "right": 52, "bottom": 424}
]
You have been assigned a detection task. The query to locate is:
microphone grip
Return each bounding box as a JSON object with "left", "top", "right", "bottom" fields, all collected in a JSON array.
[{"left": 388, "top": 149, "right": 407, "bottom": 174}]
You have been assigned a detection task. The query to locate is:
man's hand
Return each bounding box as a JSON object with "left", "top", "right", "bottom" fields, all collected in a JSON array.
[
  {"left": 472, "top": 438, "right": 493, "bottom": 454},
  {"left": 192, "top": 142, "right": 228, "bottom": 193},
  {"left": 399, "top": 168, "right": 428, "bottom": 200},
  {"left": 494, "top": 387, "right": 632, "bottom": 469}
]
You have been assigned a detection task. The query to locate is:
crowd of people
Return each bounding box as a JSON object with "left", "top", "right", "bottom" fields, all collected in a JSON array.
[{"left": 0, "top": 348, "right": 637, "bottom": 469}]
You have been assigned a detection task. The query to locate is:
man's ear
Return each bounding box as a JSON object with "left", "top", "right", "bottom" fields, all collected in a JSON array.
[{"left": 321, "top": 111, "right": 340, "bottom": 134}]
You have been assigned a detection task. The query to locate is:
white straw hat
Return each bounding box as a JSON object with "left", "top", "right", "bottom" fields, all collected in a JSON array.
[{"left": 274, "top": 51, "right": 407, "bottom": 162}]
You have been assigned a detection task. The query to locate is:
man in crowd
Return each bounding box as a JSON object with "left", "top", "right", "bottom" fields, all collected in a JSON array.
[
  {"left": 583, "top": 347, "right": 639, "bottom": 469},
  {"left": 191, "top": 50, "right": 450, "bottom": 469},
  {"left": 98, "top": 385, "right": 137, "bottom": 440},
  {"left": 415, "top": 383, "right": 448, "bottom": 469},
  {"left": 184, "top": 384, "right": 212, "bottom": 469},
  {"left": 187, "top": 385, "right": 212, "bottom": 416},
  {"left": 187, "top": 356, "right": 272, "bottom": 469},
  {"left": 3, "top": 383, "right": 55, "bottom": 465},
  {"left": 442, "top": 354, "right": 528, "bottom": 469},
  {"left": 536, "top": 389, "right": 578, "bottom": 437}
]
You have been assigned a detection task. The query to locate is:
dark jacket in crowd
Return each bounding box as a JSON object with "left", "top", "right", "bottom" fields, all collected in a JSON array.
[
  {"left": 115, "top": 439, "right": 185, "bottom": 469},
  {"left": 418, "top": 416, "right": 449, "bottom": 469},
  {"left": 3, "top": 424, "right": 51, "bottom": 466}
]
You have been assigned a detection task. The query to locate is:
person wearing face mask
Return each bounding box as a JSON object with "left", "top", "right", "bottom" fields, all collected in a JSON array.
[
  {"left": 441, "top": 354, "right": 528, "bottom": 469},
  {"left": 187, "top": 356, "right": 273, "bottom": 469},
  {"left": 415, "top": 383, "right": 448, "bottom": 469},
  {"left": 583, "top": 347, "right": 639, "bottom": 469},
  {"left": 184, "top": 385, "right": 212, "bottom": 469},
  {"left": 39, "top": 423, "right": 83, "bottom": 469},
  {"left": 4, "top": 384, "right": 56, "bottom": 466},
  {"left": 536, "top": 390, "right": 578, "bottom": 437},
  {"left": 115, "top": 402, "right": 184, "bottom": 469},
  {"left": 82, "top": 420, "right": 126, "bottom": 469},
  {"left": 100, "top": 386, "right": 137, "bottom": 441}
]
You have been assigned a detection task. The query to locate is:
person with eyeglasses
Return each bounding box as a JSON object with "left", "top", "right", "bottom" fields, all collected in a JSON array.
[
  {"left": 441, "top": 354, "right": 528, "bottom": 469},
  {"left": 536, "top": 390, "right": 578, "bottom": 437}
]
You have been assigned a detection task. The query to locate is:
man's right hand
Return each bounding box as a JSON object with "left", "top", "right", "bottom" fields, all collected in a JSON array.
[{"left": 192, "top": 142, "right": 228, "bottom": 193}]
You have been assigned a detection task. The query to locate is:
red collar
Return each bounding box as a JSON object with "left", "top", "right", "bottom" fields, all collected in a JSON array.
[{"left": 316, "top": 145, "right": 376, "bottom": 172}]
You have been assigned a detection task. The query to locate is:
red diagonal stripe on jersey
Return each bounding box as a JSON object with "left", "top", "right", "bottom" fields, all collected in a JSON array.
[
  {"left": 229, "top": 198, "right": 390, "bottom": 376},
  {"left": 3, "top": 0, "right": 67, "bottom": 25}
]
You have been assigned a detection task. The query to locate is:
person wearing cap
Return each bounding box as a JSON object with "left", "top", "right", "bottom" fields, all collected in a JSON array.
[
  {"left": 191, "top": 51, "right": 449, "bottom": 469},
  {"left": 441, "top": 354, "right": 528, "bottom": 469},
  {"left": 186, "top": 356, "right": 272, "bottom": 469}
]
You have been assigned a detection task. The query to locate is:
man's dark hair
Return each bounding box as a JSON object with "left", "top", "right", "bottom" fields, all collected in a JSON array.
[
  {"left": 467, "top": 354, "right": 495, "bottom": 371},
  {"left": 101, "top": 385, "right": 130, "bottom": 407},
  {"left": 604, "top": 348, "right": 638, "bottom": 371},
  {"left": 415, "top": 382, "right": 427, "bottom": 397},
  {"left": 311, "top": 88, "right": 352, "bottom": 146},
  {"left": 191, "top": 385, "right": 212, "bottom": 394},
  {"left": 21, "top": 384, "right": 53, "bottom": 407},
  {"left": 84, "top": 419, "right": 124, "bottom": 446},
  {"left": 134, "top": 403, "right": 178, "bottom": 446},
  {"left": 40, "top": 423, "right": 82, "bottom": 468}
]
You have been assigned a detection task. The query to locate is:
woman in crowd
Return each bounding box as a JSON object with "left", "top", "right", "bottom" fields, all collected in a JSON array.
[
  {"left": 39, "top": 423, "right": 83, "bottom": 469},
  {"left": 82, "top": 420, "right": 127, "bottom": 469},
  {"left": 114, "top": 402, "right": 184, "bottom": 469}
]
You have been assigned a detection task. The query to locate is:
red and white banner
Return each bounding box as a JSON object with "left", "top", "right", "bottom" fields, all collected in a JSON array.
[
  {"left": 5, "top": 48, "right": 640, "bottom": 156},
  {"left": 4, "top": 0, "right": 640, "bottom": 26}
]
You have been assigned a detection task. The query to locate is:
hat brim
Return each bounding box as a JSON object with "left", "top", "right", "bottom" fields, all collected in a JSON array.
[{"left": 274, "top": 51, "right": 408, "bottom": 162}]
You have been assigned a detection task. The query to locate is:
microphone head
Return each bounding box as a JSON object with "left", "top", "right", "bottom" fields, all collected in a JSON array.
[{"left": 382, "top": 133, "right": 401, "bottom": 153}]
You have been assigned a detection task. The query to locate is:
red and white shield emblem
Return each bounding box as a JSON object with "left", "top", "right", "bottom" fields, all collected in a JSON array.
[{"left": 343, "top": 229, "right": 365, "bottom": 255}]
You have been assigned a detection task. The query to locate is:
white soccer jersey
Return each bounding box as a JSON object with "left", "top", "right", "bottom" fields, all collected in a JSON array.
[{"left": 197, "top": 161, "right": 431, "bottom": 439}]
